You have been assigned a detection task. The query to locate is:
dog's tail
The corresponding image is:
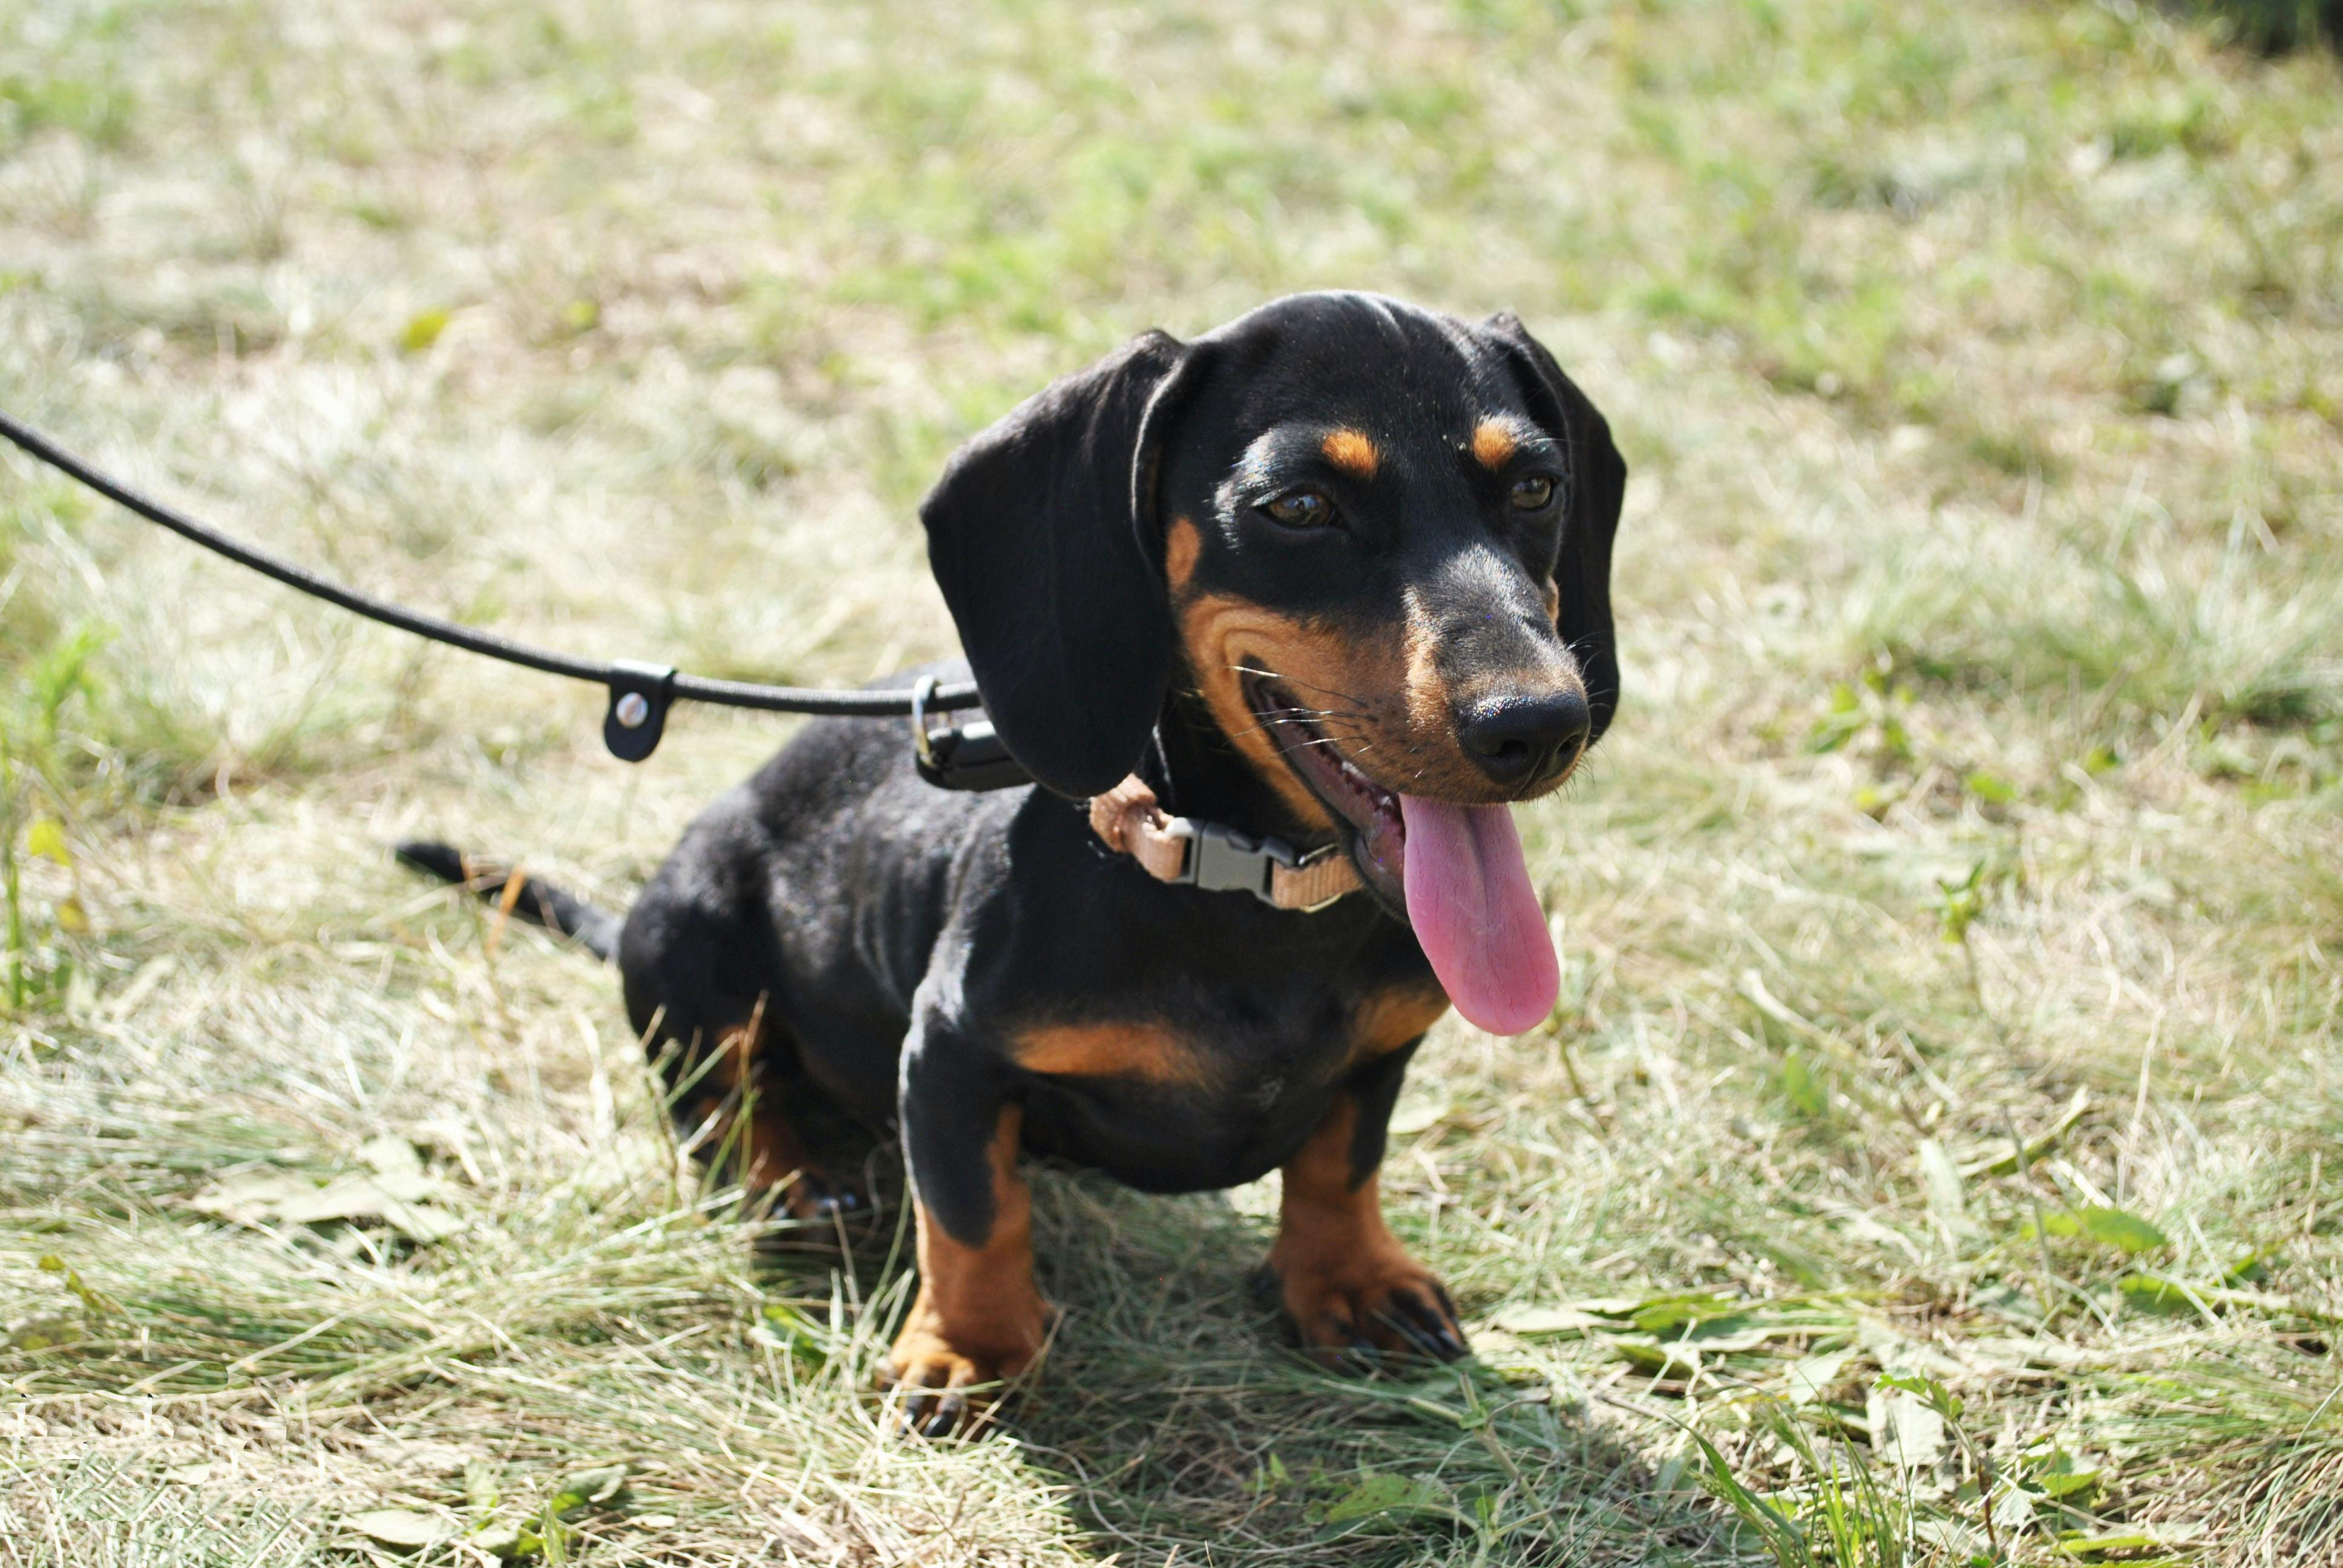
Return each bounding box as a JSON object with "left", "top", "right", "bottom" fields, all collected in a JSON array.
[{"left": 395, "top": 841, "right": 622, "bottom": 961}]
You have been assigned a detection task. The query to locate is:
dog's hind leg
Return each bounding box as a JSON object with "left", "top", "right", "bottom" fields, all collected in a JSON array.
[
  {"left": 621, "top": 891, "right": 862, "bottom": 1222},
  {"left": 666, "top": 1001, "right": 862, "bottom": 1221}
]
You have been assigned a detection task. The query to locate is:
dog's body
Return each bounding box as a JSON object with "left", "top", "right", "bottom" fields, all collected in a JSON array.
[{"left": 405, "top": 292, "right": 1624, "bottom": 1436}]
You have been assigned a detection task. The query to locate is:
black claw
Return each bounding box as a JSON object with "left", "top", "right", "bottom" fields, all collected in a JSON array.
[
  {"left": 1378, "top": 1292, "right": 1469, "bottom": 1362},
  {"left": 922, "top": 1396, "right": 962, "bottom": 1439}
]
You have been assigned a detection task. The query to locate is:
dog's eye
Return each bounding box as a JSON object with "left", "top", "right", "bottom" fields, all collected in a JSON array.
[
  {"left": 1509, "top": 475, "right": 1557, "bottom": 512},
  {"left": 1262, "top": 490, "right": 1335, "bottom": 528}
]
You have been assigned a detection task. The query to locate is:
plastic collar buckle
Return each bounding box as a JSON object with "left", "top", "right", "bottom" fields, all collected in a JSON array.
[{"left": 1176, "top": 820, "right": 1335, "bottom": 907}]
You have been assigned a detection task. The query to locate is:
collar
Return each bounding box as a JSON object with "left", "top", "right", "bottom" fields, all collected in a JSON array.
[{"left": 1087, "top": 775, "right": 1361, "bottom": 913}]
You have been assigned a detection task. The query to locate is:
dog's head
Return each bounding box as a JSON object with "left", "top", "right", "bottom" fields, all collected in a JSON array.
[{"left": 922, "top": 292, "right": 1625, "bottom": 1030}]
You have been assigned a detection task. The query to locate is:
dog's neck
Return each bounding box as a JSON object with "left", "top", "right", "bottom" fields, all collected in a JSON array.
[{"left": 1142, "top": 685, "right": 1340, "bottom": 853}]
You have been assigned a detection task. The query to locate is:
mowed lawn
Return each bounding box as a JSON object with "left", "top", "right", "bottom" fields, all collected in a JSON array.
[{"left": 4, "top": 1, "right": 2341, "bottom": 1563}]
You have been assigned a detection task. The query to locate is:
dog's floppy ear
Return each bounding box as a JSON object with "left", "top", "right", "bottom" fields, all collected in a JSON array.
[
  {"left": 1481, "top": 312, "right": 1627, "bottom": 745},
  {"left": 920, "top": 331, "right": 1205, "bottom": 799}
]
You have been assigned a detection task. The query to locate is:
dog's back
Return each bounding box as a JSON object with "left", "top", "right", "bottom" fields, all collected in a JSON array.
[{"left": 617, "top": 664, "right": 1023, "bottom": 1126}]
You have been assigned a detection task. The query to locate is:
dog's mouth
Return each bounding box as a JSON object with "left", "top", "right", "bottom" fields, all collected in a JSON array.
[
  {"left": 1242, "top": 672, "right": 1409, "bottom": 906},
  {"left": 1242, "top": 671, "right": 1560, "bottom": 1034}
]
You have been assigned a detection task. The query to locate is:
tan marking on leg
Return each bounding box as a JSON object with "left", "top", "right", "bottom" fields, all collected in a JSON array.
[
  {"left": 1012, "top": 1022, "right": 1217, "bottom": 1087},
  {"left": 1268, "top": 1096, "right": 1461, "bottom": 1365},
  {"left": 698, "top": 1006, "right": 834, "bottom": 1221},
  {"left": 1351, "top": 983, "right": 1449, "bottom": 1066},
  {"left": 1470, "top": 419, "right": 1518, "bottom": 470},
  {"left": 882, "top": 1108, "right": 1049, "bottom": 1430},
  {"left": 1322, "top": 428, "right": 1379, "bottom": 479},
  {"left": 1165, "top": 515, "right": 1201, "bottom": 595}
]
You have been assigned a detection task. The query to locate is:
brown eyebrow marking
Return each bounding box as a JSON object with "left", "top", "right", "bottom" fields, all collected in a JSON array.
[
  {"left": 1322, "top": 428, "right": 1379, "bottom": 479},
  {"left": 1471, "top": 419, "right": 1518, "bottom": 470}
]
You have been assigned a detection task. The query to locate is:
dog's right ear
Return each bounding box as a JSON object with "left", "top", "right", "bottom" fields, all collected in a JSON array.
[{"left": 920, "top": 331, "right": 1205, "bottom": 800}]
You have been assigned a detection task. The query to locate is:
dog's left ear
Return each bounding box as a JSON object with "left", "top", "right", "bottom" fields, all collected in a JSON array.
[
  {"left": 1481, "top": 312, "right": 1628, "bottom": 745},
  {"left": 920, "top": 331, "right": 1208, "bottom": 799}
]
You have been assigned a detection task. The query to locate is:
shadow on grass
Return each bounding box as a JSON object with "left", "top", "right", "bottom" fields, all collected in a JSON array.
[{"left": 758, "top": 1117, "right": 1735, "bottom": 1568}]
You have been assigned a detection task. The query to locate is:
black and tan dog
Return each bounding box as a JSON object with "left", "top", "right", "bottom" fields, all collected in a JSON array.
[{"left": 401, "top": 291, "right": 1624, "bottom": 1436}]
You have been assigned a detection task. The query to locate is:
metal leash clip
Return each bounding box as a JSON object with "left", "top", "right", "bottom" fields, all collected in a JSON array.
[{"left": 909, "top": 676, "right": 1033, "bottom": 791}]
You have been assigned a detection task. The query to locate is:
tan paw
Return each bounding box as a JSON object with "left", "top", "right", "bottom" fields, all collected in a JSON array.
[
  {"left": 876, "top": 1303, "right": 1044, "bottom": 1438},
  {"left": 1265, "top": 1247, "right": 1467, "bottom": 1370}
]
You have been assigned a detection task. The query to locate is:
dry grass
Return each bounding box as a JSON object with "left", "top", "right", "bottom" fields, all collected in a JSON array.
[{"left": 4, "top": 1, "right": 2341, "bottom": 1563}]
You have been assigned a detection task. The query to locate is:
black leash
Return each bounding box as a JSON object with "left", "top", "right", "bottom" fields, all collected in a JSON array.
[{"left": 0, "top": 409, "right": 1012, "bottom": 773}]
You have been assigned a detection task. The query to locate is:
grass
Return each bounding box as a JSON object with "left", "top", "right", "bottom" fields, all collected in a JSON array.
[{"left": 3, "top": 0, "right": 2341, "bottom": 1562}]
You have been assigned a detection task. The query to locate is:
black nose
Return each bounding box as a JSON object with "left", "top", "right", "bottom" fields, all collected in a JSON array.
[{"left": 1457, "top": 690, "right": 1591, "bottom": 789}]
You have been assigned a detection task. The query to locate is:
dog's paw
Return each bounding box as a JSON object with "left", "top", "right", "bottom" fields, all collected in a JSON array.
[
  {"left": 1264, "top": 1247, "right": 1467, "bottom": 1370},
  {"left": 776, "top": 1168, "right": 865, "bottom": 1223},
  {"left": 876, "top": 1308, "right": 1045, "bottom": 1438}
]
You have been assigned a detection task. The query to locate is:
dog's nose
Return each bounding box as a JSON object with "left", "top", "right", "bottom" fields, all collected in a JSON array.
[{"left": 1458, "top": 690, "right": 1591, "bottom": 789}]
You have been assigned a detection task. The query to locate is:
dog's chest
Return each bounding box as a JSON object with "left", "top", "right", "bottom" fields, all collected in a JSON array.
[
  {"left": 1006, "top": 979, "right": 1447, "bottom": 1191},
  {"left": 1011, "top": 978, "right": 1440, "bottom": 1091}
]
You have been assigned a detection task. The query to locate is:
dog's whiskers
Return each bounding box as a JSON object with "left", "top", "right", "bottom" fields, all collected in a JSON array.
[{"left": 1227, "top": 664, "right": 1372, "bottom": 710}]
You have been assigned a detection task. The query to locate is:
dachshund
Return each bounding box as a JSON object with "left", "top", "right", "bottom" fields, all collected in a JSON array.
[{"left": 401, "top": 290, "right": 1625, "bottom": 1436}]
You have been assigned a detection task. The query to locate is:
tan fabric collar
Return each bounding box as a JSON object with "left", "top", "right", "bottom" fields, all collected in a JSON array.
[{"left": 1087, "top": 775, "right": 1362, "bottom": 912}]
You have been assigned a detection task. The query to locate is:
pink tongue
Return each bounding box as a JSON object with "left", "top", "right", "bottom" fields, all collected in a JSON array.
[{"left": 1398, "top": 796, "right": 1559, "bottom": 1035}]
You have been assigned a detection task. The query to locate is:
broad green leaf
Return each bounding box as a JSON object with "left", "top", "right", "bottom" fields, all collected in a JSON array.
[
  {"left": 1628, "top": 1293, "right": 1743, "bottom": 1334},
  {"left": 193, "top": 1169, "right": 465, "bottom": 1244},
  {"left": 38, "top": 1255, "right": 112, "bottom": 1312},
  {"left": 2031, "top": 1449, "right": 2102, "bottom": 1499},
  {"left": 1784, "top": 1348, "right": 1854, "bottom": 1405},
  {"left": 4, "top": 1312, "right": 82, "bottom": 1351},
  {"left": 1866, "top": 1383, "right": 1946, "bottom": 1469},
  {"left": 471, "top": 1521, "right": 543, "bottom": 1560},
  {"left": 1876, "top": 1371, "right": 1962, "bottom": 1419},
  {"left": 346, "top": 1508, "right": 454, "bottom": 1547},
  {"left": 26, "top": 818, "right": 70, "bottom": 865},
  {"left": 358, "top": 1134, "right": 426, "bottom": 1178},
  {"left": 2224, "top": 1252, "right": 2271, "bottom": 1285},
  {"left": 401, "top": 309, "right": 451, "bottom": 352},
  {"left": 1490, "top": 1305, "right": 1609, "bottom": 1337},
  {"left": 1319, "top": 1470, "right": 1449, "bottom": 1523},
  {"left": 1964, "top": 769, "right": 2017, "bottom": 804},
  {"left": 549, "top": 1463, "right": 626, "bottom": 1517},
  {"left": 1611, "top": 1336, "right": 1696, "bottom": 1377},
  {"left": 1917, "top": 1138, "right": 1967, "bottom": 1218},
  {"left": 2075, "top": 1206, "right": 2168, "bottom": 1255},
  {"left": 2117, "top": 1275, "right": 2197, "bottom": 1316},
  {"left": 2053, "top": 1532, "right": 2157, "bottom": 1556},
  {"left": 1781, "top": 1050, "right": 1826, "bottom": 1116}
]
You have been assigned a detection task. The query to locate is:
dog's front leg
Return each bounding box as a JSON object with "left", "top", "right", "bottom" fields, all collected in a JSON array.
[
  {"left": 880, "top": 1025, "right": 1049, "bottom": 1437},
  {"left": 1265, "top": 1045, "right": 1468, "bottom": 1368}
]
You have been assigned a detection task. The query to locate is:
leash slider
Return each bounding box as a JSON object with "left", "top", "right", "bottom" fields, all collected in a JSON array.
[
  {"left": 909, "top": 675, "right": 1031, "bottom": 791},
  {"left": 603, "top": 661, "right": 677, "bottom": 762}
]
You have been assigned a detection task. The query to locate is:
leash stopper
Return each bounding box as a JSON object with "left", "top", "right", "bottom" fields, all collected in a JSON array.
[{"left": 603, "top": 661, "right": 677, "bottom": 762}]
